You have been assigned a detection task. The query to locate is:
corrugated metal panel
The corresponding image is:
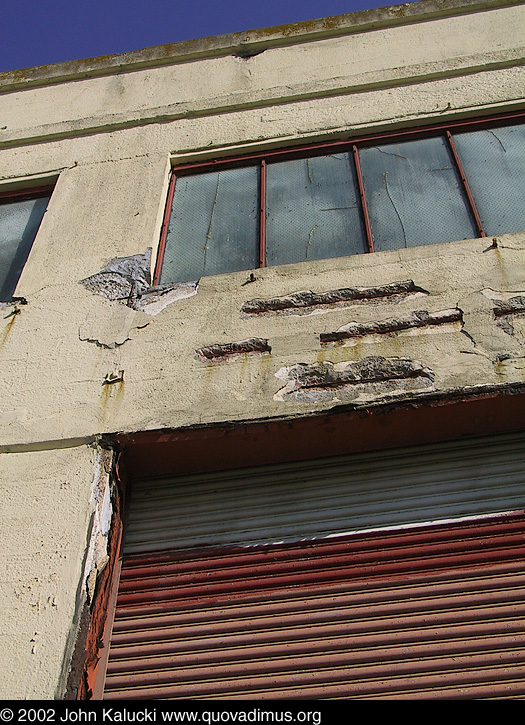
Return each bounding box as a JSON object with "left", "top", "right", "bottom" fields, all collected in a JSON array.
[
  {"left": 124, "top": 432, "right": 525, "bottom": 553},
  {"left": 105, "top": 513, "right": 525, "bottom": 699}
]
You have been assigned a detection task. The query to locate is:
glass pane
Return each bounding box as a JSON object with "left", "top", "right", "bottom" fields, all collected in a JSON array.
[
  {"left": 265, "top": 153, "right": 367, "bottom": 266},
  {"left": 452, "top": 123, "right": 525, "bottom": 235},
  {"left": 359, "top": 136, "right": 477, "bottom": 252},
  {"left": 0, "top": 195, "right": 50, "bottom": 302},
  {"left": 160, "top": 166, "right": 259, "bottom": 284}
]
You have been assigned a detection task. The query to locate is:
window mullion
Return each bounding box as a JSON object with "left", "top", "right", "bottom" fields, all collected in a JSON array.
[
  {"left": 259, "top": 160, "right": 267, "bottom": 267},
  {"left": 352, "top": 145, "right": 374, "bottom": 253},
  {"left": 445, "top": 130, "right": 486, "bottom": 238}
]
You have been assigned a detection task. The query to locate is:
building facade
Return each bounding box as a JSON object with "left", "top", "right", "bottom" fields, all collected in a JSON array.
[{"left": 1, "top": 0, "right": 525, "bottom": 700}]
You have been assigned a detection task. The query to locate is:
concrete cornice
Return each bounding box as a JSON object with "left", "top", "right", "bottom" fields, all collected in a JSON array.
[{"left": 0, "top": 0, "right": 523, "bottom": 92}]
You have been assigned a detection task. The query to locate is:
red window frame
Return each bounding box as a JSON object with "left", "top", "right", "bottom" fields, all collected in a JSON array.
[
  {"left": 153, "top": 110, "right": 525, "bottom": 285},
  {"left": 0, "top": 184, "right": 54, "bottom": 203},
  {"left": 0, "top": 184, "right": 55, "bottom": 302}
]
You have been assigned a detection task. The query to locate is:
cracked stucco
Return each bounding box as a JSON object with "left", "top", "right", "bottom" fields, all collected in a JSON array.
[
  {"left": 79, "top": 305, "right": 151, "bottom": 349},
  {"left": 3, "top": 235, "right": 525, "bottom": 444}
]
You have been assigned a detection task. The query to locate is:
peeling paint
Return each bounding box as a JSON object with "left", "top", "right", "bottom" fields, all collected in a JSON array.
[
  {"left": 196, "top": 338, "right": 271, "bottom": 361},
  {"left": 3, "top": 0, "right": 525, "bottom": 702},
  {"left": 132, "top": 281, "right": 198, "bottom": 314},
  {"left": 320, "top": 308, "right": 462, "bottom": 344},
  {"left": 274, "top": 355, "right": 434, "bottom": 403},
  {"left": 81, "top": 249, "right": 152, "bottom": 303},
  {"left": 241, "top": 280, "right": 428, "bottom": 317},
  {"left": 80, "top": 248, "right": 198, "bottom": 315},
  {"left": 494, "top": 296, "right": 525, "bottom": 316}
]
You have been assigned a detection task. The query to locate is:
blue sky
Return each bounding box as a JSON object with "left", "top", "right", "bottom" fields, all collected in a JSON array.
[{"left": 1, "top": 0, "right": 418, "bottom": 73}]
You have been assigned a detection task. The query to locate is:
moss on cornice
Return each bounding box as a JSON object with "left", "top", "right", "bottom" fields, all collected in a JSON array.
[{"left": 0, "top": 0, "right": 521, "bottom": 92}]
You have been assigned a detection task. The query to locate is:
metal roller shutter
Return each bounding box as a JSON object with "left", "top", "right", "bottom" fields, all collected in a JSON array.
[
  {"left": 124, "top": 432, "right": 525, "bottom": 553},
  {"left": 103, "top": 432, "right": 525, "bottom": 699}
]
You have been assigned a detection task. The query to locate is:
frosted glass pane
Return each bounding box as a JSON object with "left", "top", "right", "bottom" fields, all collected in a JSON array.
[
  {"left": 359, "top": 136, "right": 477, "bottom": 252},
  {"left": 452, "top": 123, "right": 525, "bottom": 235},
  {"left": 265, "top": 153, "right": 367, "bottom": 266},
  {"left": 0, "top": 195, "right": 50, "bottom": 302},
  {"left": 160, "top": 166, "right": 259, "bottom": 284}
]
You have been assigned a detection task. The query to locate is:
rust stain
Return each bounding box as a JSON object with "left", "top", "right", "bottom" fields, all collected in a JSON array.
[
  {"left": 0, "top": 311, "right": 19, "bottom": 348},
  {"left": 113, "top": 379, "right": 125, "bottom": 406},
  {"left": 494, "top": 360, "right": 505, "bottom": 377},
  {"left": 491, "top": 244, "right": 512, "bottom": 287},
  {"left": 99, "top": 378, "right": 125, "bottom": 423},
  {"left": 99, "top": 383, "right": 112, "bottom": 411}
]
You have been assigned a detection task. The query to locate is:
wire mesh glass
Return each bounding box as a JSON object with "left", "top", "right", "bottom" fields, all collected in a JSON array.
[
  {"left": 265, "top": 153, "right": 367, "bottom": 266},
  {"left": 452, "top": 122, "right": 525, "bottom": 236},
  {"left": 359, "top": 135, "right": 477, "bottom": 252},
  {"left": 0, "top": 194, "right": 50, "bottom": 302},
  {"left": 160, "top": 166, "right": 260, "bottom": 284}
]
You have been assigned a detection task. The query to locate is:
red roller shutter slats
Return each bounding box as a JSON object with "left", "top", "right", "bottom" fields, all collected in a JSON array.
[{"left": 104, "top": 512, "right": 525, "bottom": 700}]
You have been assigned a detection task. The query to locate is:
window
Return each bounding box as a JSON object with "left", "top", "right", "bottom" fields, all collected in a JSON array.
[
  {"left": 0, "top": 186, "right": 52, "bottom": 302},
  {"left": 155, "top": 114, "right": 525, "bottom": 284}
]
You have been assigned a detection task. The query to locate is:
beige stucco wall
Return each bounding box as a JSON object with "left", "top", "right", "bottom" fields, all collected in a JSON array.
[
  {"left": 0, "top": 443, "right": 111, "bottom": 699},
  {"left": 1, "top": 0, "right": 524, "bottom": 699}
]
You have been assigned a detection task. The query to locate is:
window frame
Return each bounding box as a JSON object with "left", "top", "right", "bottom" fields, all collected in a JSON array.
[
  {"left": 153, "top": 110, "right": 525, "bottom": 285},
  {"left": 0, "top": 183, "right": 54, "bottom": 302}
]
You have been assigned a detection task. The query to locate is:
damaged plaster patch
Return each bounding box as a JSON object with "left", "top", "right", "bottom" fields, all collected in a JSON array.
[
  {"left": 274, "top": 355, "right": 434, "bottom": 403},
  {"left": 131, "top": 281, "right": 198, "bottom": 314},
  {"left": 80, "top": 248, "right": 197, "bottom": 315},
  {"left": 320, "top": 309, "right": 463, "bottom": 345},
  {"left": 83, "top": 447, "right": 113, "bottom": 605},
  {"left": 482, "top": 289, "right": 525, "bottom": 336},
  {"left": 81, "top": 249, "right": 152, "bottom": 301},
  {"left": 196, "top": 337, "right": 271, "bottom": 362},
  {"left": 241, "top": 280, "right": 428, "bottom": 317}
]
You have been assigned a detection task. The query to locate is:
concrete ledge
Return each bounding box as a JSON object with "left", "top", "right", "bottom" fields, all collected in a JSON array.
[{"left": 0, "top": 0, "right": 520, "bottom": 92}]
